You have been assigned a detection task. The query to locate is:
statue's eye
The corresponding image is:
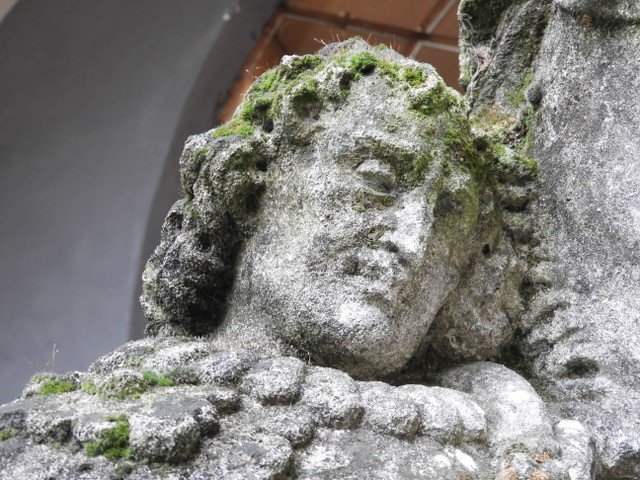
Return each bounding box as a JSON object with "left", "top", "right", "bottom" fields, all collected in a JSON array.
[
  {"left": 355, "top": 158, "right": 396, "bottom": 193},
  {"left": 351, "top": 188, "right": 396, "bottom": 212}
]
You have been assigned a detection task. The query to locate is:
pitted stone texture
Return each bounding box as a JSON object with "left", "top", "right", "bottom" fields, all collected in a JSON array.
[
  {"left": 299, "top": 366, "right": 363, "bottom": 429},
  {"left": 240, "top": 356, "right": 306, "bottom": 405},
  {"left": 460, "top": 0, "right": 640, "bottom": 474},
  {"left": 88, "top": 337, "right": 181, "bottom": 374},
  {"left": 0, "top": 444, "right": 115, "bottom": 480},
  {"left": 26, "top": 411, "right": 73, "bottom": 443},
  {"left": 398, "top": 384, "right": 486, "bottom": 443},
  {"left": 95, "top": 369, "right": 146, "bottom": 398},
  {"left": 296, "top": 428, "right": 485, "bottom": 480},
  {"left": 224, "top": 402, "right": 316, "bottom": 449},
  {"left": 129, "top": 413, "right": 200, "bottom": 463},
  {"left": 0, "top": 345, "right": 598, "bottom": 479},
  {"left": 358, "top": 381, "right": 420, "bottom": 440},
  {"left": 72, "top": 417, "right": 118, "bottom": 443},
  {"left": 555, "top": 0, "right": 640, "bottom": 21},
  {"left": 0, "top": 408, "right": 27, "bottom": 433},
  {"left": 197, "top": 431, "right": 294, "bottom": 480},
  {"left": 192, "top": 404, "right": 220, "bottom": 435},
  {"left": 554, "top": 419, "right": 595, "bottom": 480},
  {"left": 206, "top": 386, "right": 241, "bottom": 414},
  {"left": 141, "top": 341, "right": 214, "bottom": 374},
  {"left": 256, "top": 407, "right": 316, "bottom": 448},
  {"left": 440, "top": 362, "right": 556, "bottom": 454},
  {"left": 145, "top": 389, "right": 212, "bottom": 420},
  {"left": 195, "top": 349, "right": 257, "bottom": 385},
  {"left": 423, "top": 237, "right": 525, "bottom": 366}
]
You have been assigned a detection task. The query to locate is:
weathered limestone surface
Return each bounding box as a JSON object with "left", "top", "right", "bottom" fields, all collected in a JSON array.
[
  {"left": 1, "top": 4, "right": 638, "bottom": 477},
  {"left": 459, "top": 0, "right": 640, "bottom": 477},
  {"left": 0, "top": 338, "right": 591, "bottom": 479}
]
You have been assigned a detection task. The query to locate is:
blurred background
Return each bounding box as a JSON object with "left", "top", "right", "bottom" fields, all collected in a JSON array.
[{"left": 0, "top": 0, "right": 461, "bottom": 403}]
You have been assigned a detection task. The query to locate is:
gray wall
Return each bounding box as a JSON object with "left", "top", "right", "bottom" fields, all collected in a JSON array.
[{"left": 0, "top": 0, "right": 278, "bottom": 403}]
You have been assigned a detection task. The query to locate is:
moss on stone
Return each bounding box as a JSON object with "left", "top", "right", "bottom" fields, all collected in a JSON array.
[
  {"left": 81, "top": 380, "right": 98, "bottom": 395},
  {"left": 29, "top": 373, "right": 57, "bottom": 384},
  {"left": 472, "top": 109, "right": 518, "bottom": 135},
  {"left": 121, "top": 354, "right": 145, "bottom": 368},
  {"left": 85, "top": 416, "right": 132, "bottom": 460},
  {"left": 292, "top": 76, "right": 320, "bottom": 104},
  {"left": 409, "top": 82, "right": 461, "bottom": 117},
  {"left": 493, "top": 145, "right": 538, "bottom": 183},
  {"left": 212, "top": 117, "right": 254, "bottom": 139},
  {"left": 194, "top": 146, "right": 209, "bottom": 161},
  {"left": 253, "top": 55, "right": 321, "bottom": 94},
  {"left": 235, "top": 55, "right": 329, "bottom": 127},
  {"left": 377, "top": 58, "right": 400, "bottom": 80},
  {"left": 520, "top": 106, "right": 535, "bottom": 154},
  {"left": 99, "top": 376, "right": 147, "bottom": 400},
  {"left": 0, "top": 427, "right": 16, "bottom": 441},
  {"left": 141, "top": 370, "right": 175, "bottom": 387},
  {"left": 38, "top": 379, "right": 77, "bottom": 395},
  {"left": 401, "top": 67, "right": 426, "bottom": 87},
  {"left": 288, "top": 54, "right": 322, "bottom": 76},
  {"left": 348, "top": 51, "right": 378, "bottom": 75},
  {"left": 506, "top": 71, "right": 533, "bottom": 107},
  {"left": 352, "top": 191, "right": 396, "bottom": 212},
  {"left": 254, "top": 67, "right": 284, "bottom": 92},
  {"left": 408, "top": 152, "right": 434, "bottom": 184}
]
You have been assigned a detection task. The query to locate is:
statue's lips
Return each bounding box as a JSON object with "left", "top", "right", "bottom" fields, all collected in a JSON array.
[{"left": 333, "top": 239, "right": 410, "bottom": 291}]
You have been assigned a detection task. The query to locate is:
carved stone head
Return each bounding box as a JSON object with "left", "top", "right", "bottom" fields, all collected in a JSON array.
[{"left": 141, "top": 39, "right": 523, "bottom": 378}]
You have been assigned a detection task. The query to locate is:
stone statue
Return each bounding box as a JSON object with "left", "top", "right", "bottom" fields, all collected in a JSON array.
[
  {"left": 2, "top": 1, "right": 640, "bottom": 478},
  {"left": 140, "top": 41, "right": 525, "bottom": 380}
]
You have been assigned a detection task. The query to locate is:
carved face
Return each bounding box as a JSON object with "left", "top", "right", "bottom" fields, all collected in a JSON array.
[
  {"left": 218, "top": 83, "right": 479, "bottom": 378},
  {"left": 144, "top": 46, "right": 486, "bottom": 378}
]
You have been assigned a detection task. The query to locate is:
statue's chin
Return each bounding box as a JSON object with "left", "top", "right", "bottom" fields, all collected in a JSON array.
[{"left": 299, "top": 299, "right": 413, "bottom": 379}]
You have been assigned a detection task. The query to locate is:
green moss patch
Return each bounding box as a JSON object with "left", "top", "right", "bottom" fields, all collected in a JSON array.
[
  {"left": 348, "top": 51, "right": 378, "bottom": 75},
  {"left": 288, "top": 54, "right": 322, "bottom": 75},
  {"left": 38, "top": 379, "right": 78, "bottom": 395},
  {"left": 255, "top": 68, "right": 282, "bottom": 93},
  {"left": 98, "top": 375, "right": 148, "bottom": 400},
  {"left": 409, "top": 82, "right": 461, "bottom": 117},
  {"left": 81, "top": 380, "right": 98, "bottom": 395},
  {"left": 401, "top": 67, "right": 426, "bottom": 86},
  {"left": 215, "top": 54, "right": 329, "bottom": 138},
  {"left": 85, "top": 415, "right": 132, "bottom": 460},
  {"left": 212, "top": 118, "right": 254, "bottom": 139},
  {"left": 96, "top": 370, "right": 175, "bottom": 400},
  {"left": 377, "top": 58, "right": 400, "bottom": 80},
  {"left": 141, "top": 370, "right": 175, "bottom": 387},
  {"left": 0, "top": 427, "right": 17, "bottom": 441},
  {"left": 506, "top": 71, "right": 533, "bottom": 108}
]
